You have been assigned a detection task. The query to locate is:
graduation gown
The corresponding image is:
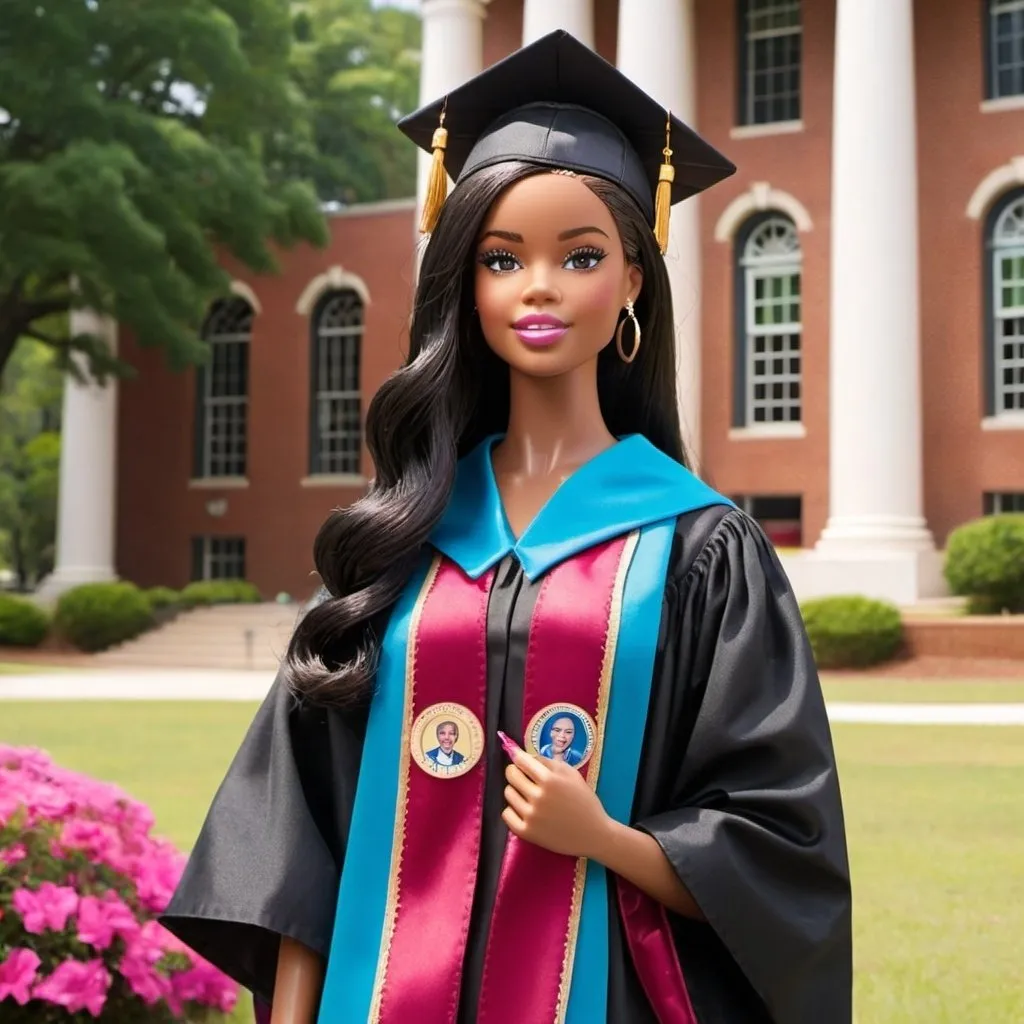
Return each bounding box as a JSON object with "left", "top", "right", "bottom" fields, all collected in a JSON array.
[{"left": 161, "top": 440, "right": 852, "bottom": 1024}]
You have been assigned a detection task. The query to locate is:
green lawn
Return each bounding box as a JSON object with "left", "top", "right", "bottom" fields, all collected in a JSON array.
[
  {"left": 822, "top": 677, "right": 1024, "bottom": 704},
  {"left": 0, "top": 661, "right": 73, "bottom": 674},
  {"left": 1, "top": 699, "right": 1022, "bottom": 1023}
]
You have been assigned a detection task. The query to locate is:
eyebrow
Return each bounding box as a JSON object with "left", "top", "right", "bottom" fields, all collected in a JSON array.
[{"left": 478, "top": 225, "right": 610, "bottom": 244}]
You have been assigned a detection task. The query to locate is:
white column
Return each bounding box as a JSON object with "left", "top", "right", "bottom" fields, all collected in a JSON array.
[
  {"left": 617, "top": 0, "right": 703, "bottom": 466},
  {"left": 416, "top": 0, "right": 487, "bottom": 226},
  {"left": 523, "top": 0, "right": 593, "bottom": 48},
  {"left": 37, "top": 311, "right": 119, "bottom": 600},
  {"left": 818, "top": 0, "right": 933, "bottom": 553},
  {"left": 780, "top": 0, "right": 944, "bottom": 604}
]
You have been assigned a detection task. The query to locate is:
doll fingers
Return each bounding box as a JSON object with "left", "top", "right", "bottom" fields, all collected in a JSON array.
[
  {"left": 504, "top": 763, "right": 542, "bottom": 798},
  {"left": 503, "top": 783, "right": 532, "bottom": 819},
  {"left": 501, "top": 805, "right": 526, "bottom": 835}
]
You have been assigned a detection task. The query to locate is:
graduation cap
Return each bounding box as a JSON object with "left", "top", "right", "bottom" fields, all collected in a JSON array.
[{"left": 398, "top": 29, "right": 736, "bottom": 254}]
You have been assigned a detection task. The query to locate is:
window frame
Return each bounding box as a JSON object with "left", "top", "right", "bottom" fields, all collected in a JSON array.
[
  {"left": 985, "top": 0, "right": 1024, "bottom": 101},
  {"left": 308, "top": 289, "right": 365, "bottom": 478},
  {"left": 194, "top": 296, "right": 252, "bottom": 480},
  {"left": 733, "top": 211, "right": 804, "bottom": 429},
  {"left": 190, "top": 536, "right": 247, "bottom": 582},
  {"left": 737, "top": 0, "right": 803, "bottom": 127},
  {"left": 984, "top": 188, "right": 1024, "bottom": 418}
]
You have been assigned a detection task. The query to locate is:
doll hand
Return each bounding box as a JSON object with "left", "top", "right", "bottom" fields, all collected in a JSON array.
[{"left": 500, "top": 733, "right": 611, "bottom": 859}]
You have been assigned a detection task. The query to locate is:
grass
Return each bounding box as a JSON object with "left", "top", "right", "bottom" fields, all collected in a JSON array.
[
  {"left": 833, "top": 724, "right": 1024, "bottom": 1023},
  {"left": 0, "top": 661, "right": 72, "bottom": 675},
  {"left": 822, "top": 677, "right": 1024, "bottom": 704},
  {"left": 2, "top": 697, "right": 1023, "bottom": 1022}
]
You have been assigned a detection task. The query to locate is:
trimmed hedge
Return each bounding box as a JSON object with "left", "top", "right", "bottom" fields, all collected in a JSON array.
[
  {"left": 944, "top": 514, "right": 1024, "bottom": 615},
  {"left": 800, "top": 595, "right": 903, "bottom": 669},
  {"left": 178, "top": 579, "right": 262, "bottom": 608},
  {"left": 0, "top": 594, "right": 50, "bottom": 647},
  {"left": 54, "top": 582, "right": 154, "bottom": 653},
  {"left": 144, "top": 586, "right": 181, "bottom": 610}
]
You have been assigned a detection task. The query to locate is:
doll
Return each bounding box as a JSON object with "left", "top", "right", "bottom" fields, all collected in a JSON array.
[{"left": 162, "top": 31, "right": 851, "bottom": 1024}]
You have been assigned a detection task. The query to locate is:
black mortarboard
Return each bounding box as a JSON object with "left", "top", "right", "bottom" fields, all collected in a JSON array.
[{"left": 397, "top": 30, "right": 736, "bottom": 252}]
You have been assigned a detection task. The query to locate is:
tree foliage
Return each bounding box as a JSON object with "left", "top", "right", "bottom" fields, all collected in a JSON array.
[
  {"left": 289, "top": 0, "right": 422, "bottom": 205},
  {"left": 0, "top": 0, "right": 329, "bottom": 382},
  {"left": 0, "top": 340, "right": 64, "bottom": 589}
]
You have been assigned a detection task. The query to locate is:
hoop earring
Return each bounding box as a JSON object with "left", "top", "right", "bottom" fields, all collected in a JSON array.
[{"left": 616, "top": 300, "right": 641, "bottom": 363}]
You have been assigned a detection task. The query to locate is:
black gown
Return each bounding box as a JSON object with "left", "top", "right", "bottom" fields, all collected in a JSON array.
[{"left": 161, "top": 505, "right": 852, "bottom": 1023}]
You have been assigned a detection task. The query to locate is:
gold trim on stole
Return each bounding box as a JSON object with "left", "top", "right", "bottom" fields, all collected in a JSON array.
[
  {"left": 554, "top": 529, "right": 641, "bottom": 1024},
  {"left": 368, "top": 554, "right": 443, "bottom": 1022}
]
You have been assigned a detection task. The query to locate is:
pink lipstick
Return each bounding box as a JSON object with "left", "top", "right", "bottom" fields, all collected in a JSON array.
[{"left": 512, "top": 313, "right": 569, "bottom": 347}]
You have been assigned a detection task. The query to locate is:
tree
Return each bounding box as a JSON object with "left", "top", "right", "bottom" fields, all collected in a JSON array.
[
  {"left": 290, "top": 0, "right": 422, "bottom": 205},
  {"left": 0, "top": 339, "right": 64, "bottom": 590},
  {"left": 0, "top": 0, "right": 329, "bottom": 384}
]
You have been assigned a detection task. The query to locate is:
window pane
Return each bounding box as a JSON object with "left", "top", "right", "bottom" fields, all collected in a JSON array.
[
  {"left": 742, "top": 1, "right": 802, "bottom": 124},
  {"left": 990, "top": 2, "right": 1024, "bottom": 99},
  {"left": 312, "top": 290, "right": 365, "bottom": 475},
  {"left": 199, "top": 297, "right": 251, "bottom": 478}
]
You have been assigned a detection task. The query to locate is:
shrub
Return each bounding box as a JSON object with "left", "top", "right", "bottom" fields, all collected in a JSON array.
[
  {"left": 944, "top": 514, "right": 1024, "bottom": 615},
  {"left": 0, "top": 595, "right": 49, "bottom": 648},
  {"left": 143, "top": 587, "right": 180, "bottom": 611},
  {"left": 178, "top": 580, "right": 261, "bottom": 609},
  {"left": 54, "top": 583, "right": 154, "bottom": 653},
  {"left": 800, "top": 595, "right": 903, "bottom": 669},
  {"left": 0, "top": 745, "right": 237, "bottom": 1021}
]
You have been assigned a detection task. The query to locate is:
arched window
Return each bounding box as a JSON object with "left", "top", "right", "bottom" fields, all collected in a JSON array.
[
  {"left": 734, "top": 213, "right": 802, "bottom": 427},
  {"left": 310, "top": 289, "right": 363, "bottom": 476},
  {"left": 195, "top": 296, "right": 252, "bottom": 478},
  {"left": 987, "top": 191, "right": 1024, "bottom": 417}
]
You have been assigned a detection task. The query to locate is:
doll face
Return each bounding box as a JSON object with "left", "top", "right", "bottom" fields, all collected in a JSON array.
[
  {"left": 473, "top": 172, "right": 642, "bottom": 378},
  {"left": 436, "top": 722, "right": 458, "bottom": 753},
  {"left": 549, "top": 717, "right": 575, "bottom": 753}
]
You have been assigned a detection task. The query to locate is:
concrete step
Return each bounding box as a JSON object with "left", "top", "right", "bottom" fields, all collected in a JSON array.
[{"left": 92, "top": 603, "right": 302, "bottom": 670}]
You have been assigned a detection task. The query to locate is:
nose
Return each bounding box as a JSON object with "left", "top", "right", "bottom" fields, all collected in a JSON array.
[{"left": 520, "top": 263, "right": 561, "bottom": 306}]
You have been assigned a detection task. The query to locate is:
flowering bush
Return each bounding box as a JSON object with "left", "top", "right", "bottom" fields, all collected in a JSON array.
[{"left": 0, "top": 745, "right": 238, "bottom": 1021}]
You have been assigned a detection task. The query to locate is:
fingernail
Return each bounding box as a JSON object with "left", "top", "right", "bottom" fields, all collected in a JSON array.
[{"left": 497, "top": 730, "right": 517, "bottom": 756}]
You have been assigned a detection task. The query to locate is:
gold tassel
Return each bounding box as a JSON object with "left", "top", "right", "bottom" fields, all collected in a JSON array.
[
  {"left": 419, "top": 102, "right": 449, "bottom": 235},
  {"left": 653, "top": 112, "right": 675, "bottom": 255}
]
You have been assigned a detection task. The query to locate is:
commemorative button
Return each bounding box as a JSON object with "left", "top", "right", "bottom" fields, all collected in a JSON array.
[
  {"left": 525, "top": 703, "right": 597, "bottom": 771},
  {"left": 410, "top": 702, "right": 484, "bottom": 779}
]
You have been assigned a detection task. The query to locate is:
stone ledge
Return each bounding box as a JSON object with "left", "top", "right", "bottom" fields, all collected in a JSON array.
[{"left": 902, "top": 616, "right": 1024, "bottom": 661}]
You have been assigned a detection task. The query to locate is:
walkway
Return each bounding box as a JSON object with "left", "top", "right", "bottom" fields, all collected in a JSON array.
[{"left": 1, "top": 670, "right": 1023, "bottom": 724}]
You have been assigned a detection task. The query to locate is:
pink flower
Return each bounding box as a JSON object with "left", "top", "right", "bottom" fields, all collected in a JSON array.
[
  {"left": 77, "top": 892, "right": 140, "bottom": 950},
  {"left": 33, "top": 958, "right": 111, "bottom": 1017},
  {"left": 171, "top": 963, "right": 239, "bottom": 1013},
  {"left": 120, "top": 948, "right": 173, "bottom": 1007},
  {"left": 0, "top": 948, "right": 41, "bottom": 1005},
  {"left": 12, "top": 882, "right": 79, "bottom": 933},
  {"left": 0, "top": 842, "right": 27, "bottom": 865}
]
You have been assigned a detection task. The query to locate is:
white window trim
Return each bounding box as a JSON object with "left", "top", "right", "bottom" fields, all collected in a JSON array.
[
  {"left": 981, "top": 412, "right": 1024, "bottom": 430},
  {"left": 300, "top": 474, "right": 367, "bottom": 488},
  {"left": 296, "top": 265, "right": 371, "bottom": 315},
  {"left": 730, "top": 119, "right": 804, "bottom": 140},
  {"left": 229, "top": 280, "right": 262, "bottom": 315},
  {"left": 189, "top": 477, "right": 250, "bottom": 489},
  {"left": 981, "top": 95, "right": 1024, "bottom": 113},
  {"left": 966, "top": 157, "right": 1024, "bottom": 220},
  {"left": 715, "top": 183, "right": 813, "bottom": 242},
  {"left": 729, "top": 423, "right": 807, "bottom": 440}
]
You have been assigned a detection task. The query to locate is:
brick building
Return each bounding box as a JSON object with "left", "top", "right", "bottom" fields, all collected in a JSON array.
[{"left": 43, "top": 0, "right": 1024, "bottom": 604}]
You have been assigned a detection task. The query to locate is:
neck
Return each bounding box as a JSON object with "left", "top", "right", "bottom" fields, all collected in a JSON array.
[{"left": 495, "top": 359, "right": 615, "bottom": 477}]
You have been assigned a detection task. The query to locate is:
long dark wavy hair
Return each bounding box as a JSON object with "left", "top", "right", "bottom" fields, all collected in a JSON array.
[{"left": 284, "top": 161, "right": 689, "bottom": 707}]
